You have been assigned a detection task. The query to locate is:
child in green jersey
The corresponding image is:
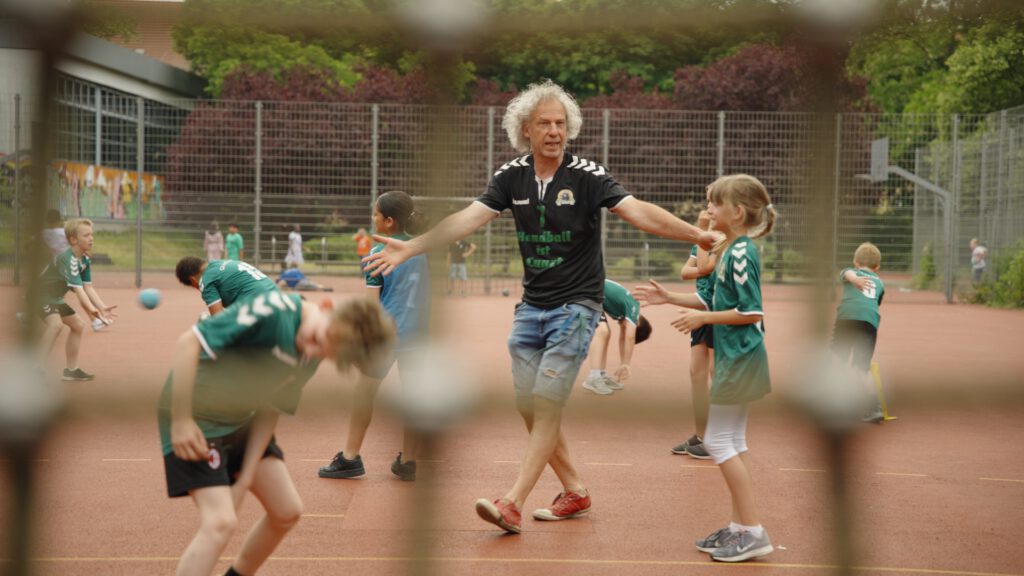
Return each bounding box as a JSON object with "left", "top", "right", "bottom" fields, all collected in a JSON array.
[
  {"left": 635, "top": 175, "right": 776, "bottom": 563},
  {"left": 832, "top": 242, "right": 886, "bottom": 423},
  {"left": 161, "top": 294, "right": 394, "bottom": 576},
  {"left": 37, "top": 218, "right": 117, "bottom": 380},
  {"left": 175, "top": 256, "right": 277, "bottom": 316},
  {"left": 581, "top": 279, "right": 652, "bottom": 395}
]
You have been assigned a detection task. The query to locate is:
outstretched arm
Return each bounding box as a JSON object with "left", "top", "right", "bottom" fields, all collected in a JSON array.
[
  {"left": 672, "top": 308, "right": 761, "bottom": 334},
  {"left": 363, "top": 202, "right": 497, "bottom": 276},
  {"left": 611, "top": 198, "right": 717, "bottom": 250},
  {"left": 632, "top": 279, "right": 705, "bottom": 309}
]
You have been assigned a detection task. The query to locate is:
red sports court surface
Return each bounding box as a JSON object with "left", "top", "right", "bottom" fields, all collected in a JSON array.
[{"left": 1, "top": 272, "right": 1023, "bottom": 575}]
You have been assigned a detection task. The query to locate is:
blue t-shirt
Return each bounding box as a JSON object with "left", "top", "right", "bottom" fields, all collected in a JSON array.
[
  {"left": 365, "top": 233, "right": 430, "bottom": 348},
  {"left": 277, "top": 268, "right": 307, "bottom": 288}
]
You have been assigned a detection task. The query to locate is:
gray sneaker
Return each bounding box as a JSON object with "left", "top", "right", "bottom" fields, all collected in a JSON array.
[
  {"left": 672, "top": 434, "right": 699, "bottom": 455},
  {"left": 602, "top": 375, "right": 623, "bottom": 391},
  {"left": 696, "top": 526, "right": 738, "bottom": 553},
  {"left": 710, "top": 530, "right": 773, "bottom": 562},
  {"left": 686, "top": 439, "right": 712, "bottom": 460},
  {"left": 582, "top": 375, "right": 614, "bottom": 395}
]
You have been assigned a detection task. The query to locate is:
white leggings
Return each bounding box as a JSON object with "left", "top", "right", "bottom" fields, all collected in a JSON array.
[{"left": 704, "top": 403, "right": 751, "bottom": 465}]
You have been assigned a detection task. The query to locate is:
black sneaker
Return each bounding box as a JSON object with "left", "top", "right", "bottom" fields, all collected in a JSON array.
[
  {"left": 62, "top": 368, "right": 95, "bottom": 381},
  {"left": 686, "top": 439, "right": 712, "bottom": 460},
  {"left": 672, "top": 434, "right": 699, "bottom": 455},
  {"left": 318, "top": 452, "right": 365, "bottom": 479},
  {"left": 391, "top": 452, "right": 416, "bottom": 481}
]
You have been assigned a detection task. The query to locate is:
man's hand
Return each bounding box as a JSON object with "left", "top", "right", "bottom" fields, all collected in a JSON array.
[
  {"left": 671, "top": 309, "right": 706, "bottom": 334},
  {"left": 361, "top": 235, "right": 414, "bottom": 277},
  {"left": 851, "top": 275, "right": 874, "bottom": 294},
  {"left": 171, "top": 417, "right": 208, "bottom": 461},
  {"left": 697, "top": 231, "right": 720, "bottom": 251},
  {"left": 632, "top": 279, "right": 670, "bottom": 307}
]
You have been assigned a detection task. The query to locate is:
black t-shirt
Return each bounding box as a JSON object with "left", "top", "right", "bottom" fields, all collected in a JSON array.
[
  {"left": 475, "top": 152, "right": 631, "bottom": 309},
  {"left": 449, "top": 240, "right": 470, "bottom": 264}
]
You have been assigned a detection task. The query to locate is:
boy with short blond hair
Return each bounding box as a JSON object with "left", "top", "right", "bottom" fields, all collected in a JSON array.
[
  {"left": 37, "top": 218, "right": 117, "bottom": 380},
  {"left": 832, "top": 242, "right": 886, "bottom": 423}
]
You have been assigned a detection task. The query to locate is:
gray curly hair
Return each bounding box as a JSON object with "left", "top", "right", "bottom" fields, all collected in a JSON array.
[{"left": 502, "top": 80, "right": 583, "bottom": 154}]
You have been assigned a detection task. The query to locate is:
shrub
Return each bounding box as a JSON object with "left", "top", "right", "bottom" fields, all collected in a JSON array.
[
  {"left": 913, "top": 243, "right": 938, "bottom": 290},
  {"left": 968, "top": 241, "right": 1024, "bottom": 308}
]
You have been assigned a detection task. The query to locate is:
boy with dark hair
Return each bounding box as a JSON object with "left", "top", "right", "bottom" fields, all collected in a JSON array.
[
  {"left": 175, "top": 256, "right": 277, "bottom": 316},
  {"left": 583, "top": 279, "right": 652, "bottom": 395},
  {"left": 832, "top": 242, "right": 886, "bottom": 423}
]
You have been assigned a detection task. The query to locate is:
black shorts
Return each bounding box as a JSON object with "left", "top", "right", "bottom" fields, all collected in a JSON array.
[
  {"left": 690, "top": 324, "right": 714, "bottom": 348},
  {"left": 831, "top": 319, "right": 877, "bottom": 372},
  {"left": 40, "top": 302, "right": 75, "bottom": 319},
  {"left": 163, "top": 427, "right": 284, "bottom": 498}
]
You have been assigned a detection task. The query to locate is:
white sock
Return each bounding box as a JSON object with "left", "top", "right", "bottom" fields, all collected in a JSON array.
[
  {"left": 589, "top": 370, "right": 602, "bottom": 378},
  {"left": 728, "top": 522, "right": 742, "bottom": 533},
  {"left": 739, "top": 523, "right": 764, "bottom": 538}
]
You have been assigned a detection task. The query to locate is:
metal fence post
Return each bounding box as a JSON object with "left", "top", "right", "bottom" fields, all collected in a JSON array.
[
  {"left": 254, "top": 101, "right": 263, "bottom": 266},
  {"left": 996, "top": 110, "right": 1007, "bottom": 267},
  {"left": 94, "top": 85, "right": 102, "bottom": 167},
  {"left": 135, "top": 97, "right": 144, "bottom": 288},
  {"left": 370, "top": 104, "right": 379, "bottom": 223},
  {"left": 717, "top": 111, "right": 725, "bottom": 177},
  {"left": 601, "top": 109, "right": 610, "bottom": 268},
  {"left": 484, "top": 106, "right": 494, "bottom": 295},
  {"left": 14, "top": 94, "right": 22, "bottom": 286},
  {"left": 912, "top": 148, "right": 921, "bottom": 273},
  {"left": 832, "top": 113, "right": 842, "bottom": 276},
  {"left": 945, "top": 114, "right": 960, "bottom": 303}
]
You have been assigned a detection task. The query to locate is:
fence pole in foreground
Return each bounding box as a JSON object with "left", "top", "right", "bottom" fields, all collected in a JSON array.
[
  {"left": 945, "top": 115, "right": 960, "bottom": 303},
  {"left": 253, "top": 101, "right": 263, "bottom": 267},
  {"left": 13, "top": 94, "right": 22, "bottom": 286},
  {"left": 996, "top": 110, "right": 1007, "bottom": 270},
  {"left": 135, "top": 96, "right": 144, "bottom": 288},
  {"left": 484, "top": 106, "right": 494, "bottom": 295}
]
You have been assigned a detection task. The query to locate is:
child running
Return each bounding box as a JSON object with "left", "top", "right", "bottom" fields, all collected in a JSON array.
[
  {"left": 832, "top": 242, "right": 886, "bottom": 423},
  {"left": 37, "top": 218, "right": 117, "bottom": 380},
  {"left": 319, "top": 190, "right": 430, "bottom": 481},
  {"left": 581, "top": 279, "right": 652, "bottom": 395},
  {"left": 175, "top": 257, "right": 278, "bottom": 316},
  {"left": 635, "top": 174, "right": 776, "bottom": 562},
  {"left": 159, "top": 292, "right": 394, "bottom": 576}
]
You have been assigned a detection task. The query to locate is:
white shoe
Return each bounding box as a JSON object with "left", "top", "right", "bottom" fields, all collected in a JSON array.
[
  {"left": 91, "top": 318, "right": 107, "bottom": 332},
  {"left": 602, "top": 376, "right": 623, "bottom": 391},
  {"left": 582, "top": 375, "right": 614, "bottom": 395}
]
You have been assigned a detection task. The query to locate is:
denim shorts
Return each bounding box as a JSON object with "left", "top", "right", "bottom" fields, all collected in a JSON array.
[{"left": 507, "top": 302, "right": 600, "bottom": 405}]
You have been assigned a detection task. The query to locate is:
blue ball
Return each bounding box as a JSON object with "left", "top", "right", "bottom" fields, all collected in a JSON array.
[{"left": 139, "top": 288, "right": 161, "bottom": 310}]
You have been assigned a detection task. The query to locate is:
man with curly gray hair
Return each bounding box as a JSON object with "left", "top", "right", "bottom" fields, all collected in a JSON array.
[{"left": 364, "top": 79, "right": 716, "bottom": 534}]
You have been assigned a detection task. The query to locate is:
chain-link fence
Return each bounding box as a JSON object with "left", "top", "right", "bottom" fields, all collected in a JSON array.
[{"left": 3, "top": 75, "right": 1023, "bottom": 298}]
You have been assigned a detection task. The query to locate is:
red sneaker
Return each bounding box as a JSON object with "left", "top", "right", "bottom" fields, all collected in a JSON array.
[
  {"left": 531, "top": 490, "right": 592, "bottom": 521},
  {"left": 475, "top": 498, "right": 522, "bottom": 534}
]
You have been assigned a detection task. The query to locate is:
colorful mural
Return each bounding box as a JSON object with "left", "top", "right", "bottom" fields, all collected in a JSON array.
[{"left": 49, "top": 162, "right": 166, "bottom": 221}]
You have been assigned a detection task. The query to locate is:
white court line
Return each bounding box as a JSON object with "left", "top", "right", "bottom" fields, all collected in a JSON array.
[
  {"left": 585, "top": 462, "right": 632, "bottom": 467},
  {"left": 680, "top": 465, "right": 717, "bottom": 469},
  {"left": 979, "top": 477, "right": 1024, "bottom": 483},
  {"left": 493, "top": 460, "right": 519, "bottom": 464},
  {"left": 300, "top": 459, "right": 330, "bottom": 462},
  {"left": 302, "top": 514, "right": 345, "bottom": 518},
  {"left": 876, "top": 472, "right": 928, "bottom": 478},
  {"left": 419, "top": 459, "right": 445, "bottom": 463},
  {"left": 780, "top": 467, "right": 826, "bottom": 473},
  {"left": 102, "top": 458, "right": 152, "bottom": 462}
]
